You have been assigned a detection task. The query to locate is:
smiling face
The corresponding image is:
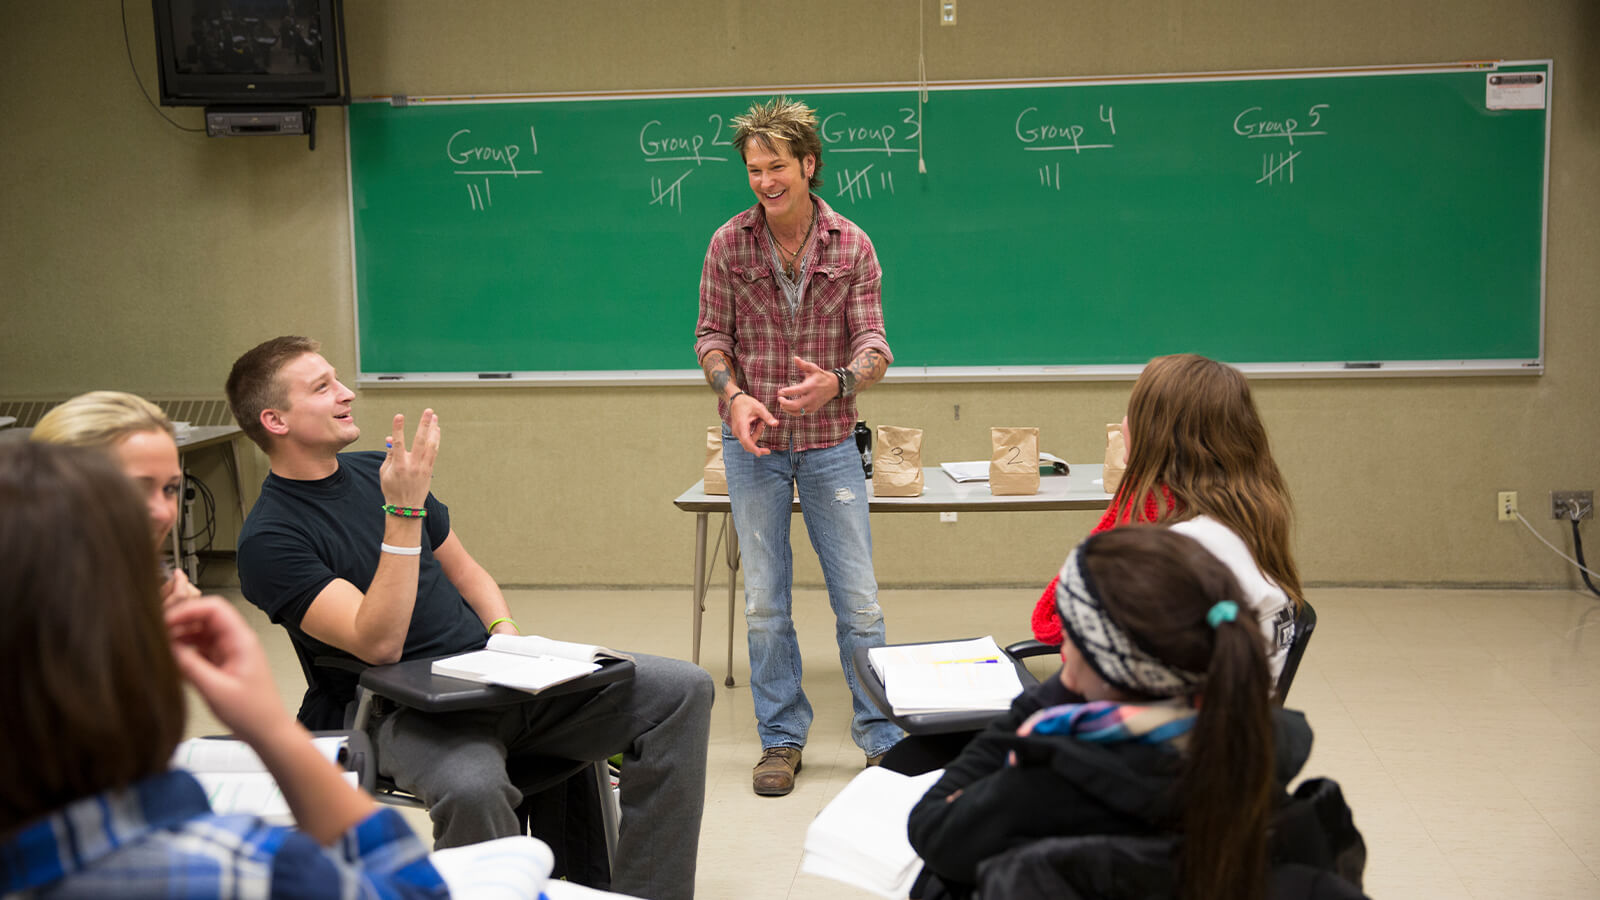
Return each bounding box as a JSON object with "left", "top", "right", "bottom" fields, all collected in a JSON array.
[
  {"left": 267, "top": 352, "right": 359, "bottom": 454},
  {"left": 744, "top": 138, "right": 815, "bottom": 228},
  {"left": 111, "top": 428, "right": 184, "bottom": 547}
]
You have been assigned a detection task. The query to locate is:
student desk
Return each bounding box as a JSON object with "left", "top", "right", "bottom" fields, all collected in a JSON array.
[{"left": 673, "top": 464, "right": 1113, "bottom": 685}]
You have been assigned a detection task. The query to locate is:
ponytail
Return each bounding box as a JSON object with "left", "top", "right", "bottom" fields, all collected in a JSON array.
[
  {"left": 1180, "top": 615, "right": 1275, "bottom": 900},
  {"left": 1077, "top": 526, "right": 1283, "bottom": 900}
]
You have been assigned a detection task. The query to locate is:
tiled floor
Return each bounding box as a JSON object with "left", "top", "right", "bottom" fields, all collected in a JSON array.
[{"left": 193, "top": 584, "right": 1600, "bottom": 899}]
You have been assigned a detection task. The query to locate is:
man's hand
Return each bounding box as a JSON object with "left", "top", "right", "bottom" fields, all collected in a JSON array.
[
  {"left": 730, "top": 392, "right": 778, "bottom": 456},
  {"left": 379, "top": 409, "right": 440, "bottom": 508},
  {"left": 775, "top": 357, "right": 838, "bottom": 417}
]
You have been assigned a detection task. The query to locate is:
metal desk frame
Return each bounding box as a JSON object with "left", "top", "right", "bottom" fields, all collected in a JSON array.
[
  {"left": 173, "top": 425, "right": 247, "bottom": 583},
  {"left": 672, "top": 463, "right": 1113, "bottom": 685}
]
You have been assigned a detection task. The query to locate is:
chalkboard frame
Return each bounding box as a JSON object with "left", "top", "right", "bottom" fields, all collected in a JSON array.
[{"left": 346, "top": 60, "right": 1551, "bottom": 386}]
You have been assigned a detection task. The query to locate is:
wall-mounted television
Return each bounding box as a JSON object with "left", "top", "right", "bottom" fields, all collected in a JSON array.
[{"left": 151, "top": 0, "right": 348, "bottom": 106}]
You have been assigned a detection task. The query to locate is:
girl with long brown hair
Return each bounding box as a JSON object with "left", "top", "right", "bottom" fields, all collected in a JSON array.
[
  {"left": 1030, "top": 353, "right": 1303, "bottom": 682},
  {"left": 909, "top": 527, "right": 1357, "bottom": 900}
]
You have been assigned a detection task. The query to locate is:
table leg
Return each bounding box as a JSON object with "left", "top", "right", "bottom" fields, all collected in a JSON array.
[
  {"left": 223, "top": 436, "right": 247, "bottom": 525},
  {"left": 691, "top": 513, "right": 708, "bottom": 666},
  {"left": 171, "top": 450, "right": 186, "bottom": 577},
  {"left": 724, "top": 516, "right": 739, "bottom": 687}
]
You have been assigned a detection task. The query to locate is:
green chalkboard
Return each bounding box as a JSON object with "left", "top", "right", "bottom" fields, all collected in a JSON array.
[{"left": 347, "top": 63, "right": 1549, "bottom": 381}]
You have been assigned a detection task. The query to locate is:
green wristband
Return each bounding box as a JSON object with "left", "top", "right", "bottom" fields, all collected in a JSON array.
[
  {"left": 382, "top": 504, "right": 427, "bottom": 519},
  {"left": 486, "top": 617, "right": 518, "bottom": 634}
]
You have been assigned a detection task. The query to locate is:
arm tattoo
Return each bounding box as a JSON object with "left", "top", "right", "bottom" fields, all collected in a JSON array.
[
  {"left": 702, "top": 350, "right": 734, "bottom": 396},
  {"left": 849, "top": 348, "right": 887, "bottom": 391}
]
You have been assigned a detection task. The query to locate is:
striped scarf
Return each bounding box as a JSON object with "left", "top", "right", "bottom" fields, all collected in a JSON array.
[{"left": 1025, "top": 699, "right": 1197, "bottom": 749}]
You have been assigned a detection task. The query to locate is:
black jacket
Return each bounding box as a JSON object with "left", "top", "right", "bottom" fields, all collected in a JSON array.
[{"left": 907, "top": 672, "right": 1320, "bottom": 898}]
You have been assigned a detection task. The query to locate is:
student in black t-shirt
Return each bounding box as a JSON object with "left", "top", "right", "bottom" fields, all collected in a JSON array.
[{"left": 226, "top": 336, "right": 713, "bottom": 900}]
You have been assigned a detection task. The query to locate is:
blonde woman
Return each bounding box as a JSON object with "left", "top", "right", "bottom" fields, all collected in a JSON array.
[{"left": 33, "top": 390, "right": 203, "bottom": 608}]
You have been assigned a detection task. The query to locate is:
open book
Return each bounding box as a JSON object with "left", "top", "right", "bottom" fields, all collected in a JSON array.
[
  {"left": 171, "top": 736, "right": 355, "bottom": 817},
  {"left": 431, "top": 633, "right": 634, "bottom": 694},
  {"left": 800, "top": 766, "right": 945, "bottom": 898},
  {"left": 868, "top": 636, "right": 1025, "bottom": 714}
]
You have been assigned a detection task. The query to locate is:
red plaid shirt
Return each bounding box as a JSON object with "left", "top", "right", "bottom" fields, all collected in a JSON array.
[{"left": 695, "top": 195, "right": 892, "bottom": 452}]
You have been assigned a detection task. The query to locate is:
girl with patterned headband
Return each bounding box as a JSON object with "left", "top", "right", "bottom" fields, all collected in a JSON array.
[{"left": 908, "top": 526, "right": 1363, "bottom": 900}]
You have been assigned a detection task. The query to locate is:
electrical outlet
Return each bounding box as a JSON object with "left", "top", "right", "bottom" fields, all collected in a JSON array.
[
  {"left": 941, "top": 0, "right": 957, "bottom": 25},
  {"left": 940, "top": 511, "right": 958, "bottom": 523},
  {"left": 1497, "top": 491, "right": 1518, "bottom": 522},
  {"left": 1551, "top": 490, "right": 1594, "bottom": 520}
]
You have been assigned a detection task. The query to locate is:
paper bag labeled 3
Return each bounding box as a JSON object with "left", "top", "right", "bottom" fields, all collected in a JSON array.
[
  {"left": 1102, "top": 422, "right": 1127, "bottom": 496},
  {"left": 872, "top": 426, "right": 924, "bottom": 497},
  {"left": 703, "top": 426, "right": 728, "bottom": 495},
  {"left": 990, "top": 427, "right": 1040, "bottom": 496}
]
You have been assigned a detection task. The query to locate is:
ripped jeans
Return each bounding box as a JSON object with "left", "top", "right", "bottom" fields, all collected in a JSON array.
[{"left": 722, "top": 427, "right": 902, "bottom": 757}]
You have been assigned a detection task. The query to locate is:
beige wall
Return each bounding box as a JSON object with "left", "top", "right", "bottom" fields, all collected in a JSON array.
[{"left": 2, "top": 1, "right": 1595, "bottom": 589}]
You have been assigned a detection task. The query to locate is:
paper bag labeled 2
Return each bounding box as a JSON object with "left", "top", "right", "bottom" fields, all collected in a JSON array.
[
  {"left": 703, "top": 426, "right": 728, "bottom": 495},
  {"left": 1102, "top": 422, "right": 1127, "bottom": 496},
  {"left": 989, "top": 427, "right": 1040, "bottom": 496},
  {"left": 873, "top": 426, "right": 924, "bottom": 497}
]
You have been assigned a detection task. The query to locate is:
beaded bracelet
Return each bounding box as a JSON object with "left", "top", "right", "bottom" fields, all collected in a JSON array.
[{"left": 381, "top": 504, "right": 427, "bottom": 519}]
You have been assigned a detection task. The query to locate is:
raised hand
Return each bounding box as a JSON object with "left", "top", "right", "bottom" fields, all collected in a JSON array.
[
  {"left": 775, "top": 356, "right": 837, "bottom": 417},
  {"left": 378, "top": 408, "right": 440, "bottom": 508}
]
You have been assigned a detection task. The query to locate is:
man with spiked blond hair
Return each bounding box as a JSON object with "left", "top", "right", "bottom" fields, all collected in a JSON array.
[{"left": 694, "top": 97, "right": 902, "bottom": 796}]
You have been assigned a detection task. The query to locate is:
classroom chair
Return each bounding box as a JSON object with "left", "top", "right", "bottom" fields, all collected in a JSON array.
[
  {"left": 1004, "top": 597, "right": 1319, "bottom": 705},
  {"left": 320, "top": 655, "right": 629, "bottom": 886}
]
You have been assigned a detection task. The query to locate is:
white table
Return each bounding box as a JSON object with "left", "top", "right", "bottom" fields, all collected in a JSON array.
[
  {"left": 172, "top": 425, "right": 247, "bottom": 584},
  {"left": 673, "top": 464, "right": 1113, "bottom": 684}
]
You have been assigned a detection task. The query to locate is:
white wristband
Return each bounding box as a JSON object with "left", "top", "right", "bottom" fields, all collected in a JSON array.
[{"left": 380, "top": 542, "right": 422, "bottom": 556}]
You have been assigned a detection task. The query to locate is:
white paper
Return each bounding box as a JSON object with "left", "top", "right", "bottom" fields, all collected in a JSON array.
[
  {"left": 800, "top": 767, "right": 945, "bottom": 898},
  {"left": 433, "top": 648, "right": 599, "bottom": 693},
  {"left": 868, "top": 637, "right": 1023, "bottom": 714},
  {"left": 882, "top": 662, "right": 1023, "bottom": 714},
  {"left": 943, "top": 453, "right": 1064, "bottom": 483},
  {"left": 488, "top": 633, "right": 605, "bottom": 662},
  {"left": 172, "top": 736, "right": 345, "bottom": 772},
  {"left": 869, "top": 636, "right": 1006, "bottom": 669},
  {"left": 486, "top": 633, "right": 633, "bottom": 663},
  {"left": 939, "top": 461, "right": 991, "bottom": 483},
  {"left": 193, "top": 770, "right": 359, "bottom": 817}
]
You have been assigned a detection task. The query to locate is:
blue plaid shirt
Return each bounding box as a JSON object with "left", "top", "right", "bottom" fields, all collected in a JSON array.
[{"left": 0, "top": 770, "right": 446, "bottom": 899}]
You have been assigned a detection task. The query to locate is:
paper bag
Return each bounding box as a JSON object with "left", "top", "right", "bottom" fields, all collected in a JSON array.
[
  {"left": 989, "top": 427, "right": 1040, "bottom": 496},
  {"left": 1102, "top": 423, "right": 1127, "bottom": 496},
  {"left": 872, "top": 426, "right": 924, "bottom": 497},
  {"left": 703, "top": 426, "right": 728, "bottom": 495}
]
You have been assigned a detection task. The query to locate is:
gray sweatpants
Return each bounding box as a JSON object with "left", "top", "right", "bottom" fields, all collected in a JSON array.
[{"left": 376, "top": 653, "right": 714, "bottom": 900}]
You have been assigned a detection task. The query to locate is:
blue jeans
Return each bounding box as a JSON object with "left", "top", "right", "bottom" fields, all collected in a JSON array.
[{"left": 722, "top": 427, "right": 902, "bottom": 757}]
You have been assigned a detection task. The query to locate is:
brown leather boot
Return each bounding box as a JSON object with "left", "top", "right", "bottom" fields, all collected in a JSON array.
[{"left": 752, "top": 746, "right": 802, "bottom": 796}]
